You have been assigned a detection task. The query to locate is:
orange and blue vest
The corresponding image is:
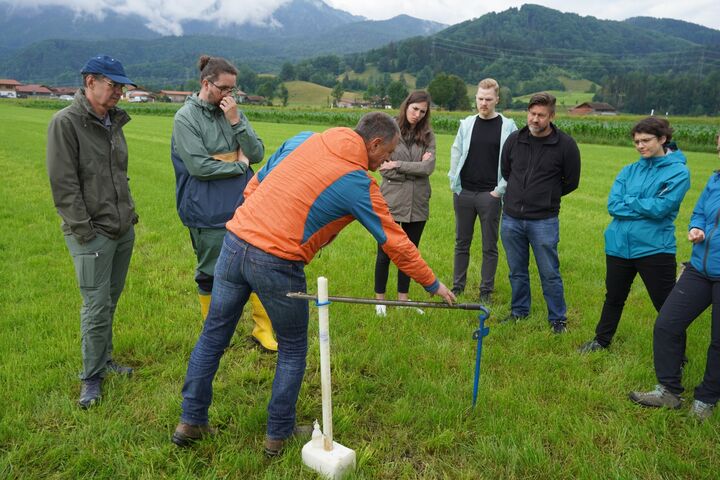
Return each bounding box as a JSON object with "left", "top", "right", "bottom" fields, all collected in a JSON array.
[{"left": 226, "top": 127, "right": 439, "bottom": 292}]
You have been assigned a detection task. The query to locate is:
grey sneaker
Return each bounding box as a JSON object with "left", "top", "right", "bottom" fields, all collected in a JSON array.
[
  {"left": 689, "top": 400, "right": 715, "bottom": 421},
  {"left": 78, "top": 377, "right": 102, "bottom": 409},
  {"left": 107, "top": 360, "right": 133, "bottom": 377},
  {"left": 629, "top": 384, "right": 683, "bottom": 409},
  {"left": 578, "top": 339, "right": 606, "bottom": 353},
  {"left": 551, "top": 321, "right": 567, "bottom": 334}
]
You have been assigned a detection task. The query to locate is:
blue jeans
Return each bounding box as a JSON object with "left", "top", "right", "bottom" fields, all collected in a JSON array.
[
  {"left": 180, "top": 232, "right": 308, "bottom": 440},
  {"left": 500, "top": 214, "right": 567, "bottom": 323}
]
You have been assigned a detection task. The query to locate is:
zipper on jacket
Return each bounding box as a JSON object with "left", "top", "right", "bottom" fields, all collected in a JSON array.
[
  {"left": 702, "top": 209, "right": 720, "bottom": 275},
  {"left": 108, "top": 126, "right": 122, "bottom": 235}
]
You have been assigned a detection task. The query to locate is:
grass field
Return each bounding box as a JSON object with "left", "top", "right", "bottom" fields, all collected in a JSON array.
[
  {"left": 557, "top": 76, "right": 597, "bottom": 93},
  {"left": 284, "top": 81, "right": 334, "bottom": 107},
  {"left": 341, "top": 67, "right": 418, "bottom": 89},
  {"left": 1, "top": 102, "right": 719, "bottom": 478},
  {"left": 516, "top": 90, "right": 596, "bottom": 110}
]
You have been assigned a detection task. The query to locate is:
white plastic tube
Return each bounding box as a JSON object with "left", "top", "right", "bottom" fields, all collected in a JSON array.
[{"left": 317, "top": 276, "right": 333, "bottom": 451}]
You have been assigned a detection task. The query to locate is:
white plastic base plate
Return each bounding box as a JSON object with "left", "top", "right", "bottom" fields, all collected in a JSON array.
[{"left": 301, "top": 440, "right": 356, "bottom": 479}]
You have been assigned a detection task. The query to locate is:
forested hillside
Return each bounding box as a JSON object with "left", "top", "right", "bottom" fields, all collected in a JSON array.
[{"left": 331, "top": 5, "right": 720, "bottom": 114}]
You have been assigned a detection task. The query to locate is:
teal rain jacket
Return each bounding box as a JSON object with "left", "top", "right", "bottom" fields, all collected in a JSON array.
[
  {"left": 604, "top": 149, "right": 690, "bottom": 259},
  {"left": 689, "top": 172, "right": 720, "bottom": 277}
]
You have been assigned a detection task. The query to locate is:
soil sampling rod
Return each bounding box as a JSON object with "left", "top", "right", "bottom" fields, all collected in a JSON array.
[{"left": 287, "top": 292, "right": 485, "bottom": 310}]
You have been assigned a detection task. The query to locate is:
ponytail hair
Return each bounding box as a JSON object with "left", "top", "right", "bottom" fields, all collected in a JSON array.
[{"left": 198, "top": 55, "right": 237, "bottom": 82}]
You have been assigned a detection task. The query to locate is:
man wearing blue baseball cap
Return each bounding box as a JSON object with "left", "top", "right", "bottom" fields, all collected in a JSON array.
[{"left": 47, "top": 55, "right": 138, "bottom": 408}]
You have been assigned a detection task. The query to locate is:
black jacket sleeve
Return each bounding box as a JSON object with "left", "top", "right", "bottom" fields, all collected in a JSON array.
[{"left": 561, "top": 135, "right": 581, "bottom": 196}]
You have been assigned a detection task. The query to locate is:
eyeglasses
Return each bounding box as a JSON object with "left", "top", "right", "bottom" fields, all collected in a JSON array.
[
  {"left": 207, "top": 79, "right": 237, "bottom": 95},
  {"left": 102, "top": 78, "right": 127, "bottom": 93},
  {"left": 633, "top": 136, "right": 658, "bottom": 146}
]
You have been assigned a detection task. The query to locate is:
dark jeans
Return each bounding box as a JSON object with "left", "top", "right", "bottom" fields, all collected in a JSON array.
[
  {"left": 452, "top": 190, "right": 501, "bottom": 295},
  {"left": 654, "top": 265, "right": 720, "bottom": 404},
  {"left": 594, "top": 253, "right": 676, "bottom": 347},
  {"left": 500, "top": 214, "right": 566, "bottom": 323},
  {"left": 374, "top": 220, "right": 426, "bottom": 295},
  {"left": 180, "top": 232, "right": 308, "bottom": 439}
]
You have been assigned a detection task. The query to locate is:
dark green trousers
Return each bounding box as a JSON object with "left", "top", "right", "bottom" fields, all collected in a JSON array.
[{"left": 65, "top": 227, "right": 134, "bottom": 380}]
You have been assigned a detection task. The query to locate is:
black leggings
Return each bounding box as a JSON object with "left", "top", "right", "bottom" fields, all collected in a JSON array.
[
  {"left": 374, "top": 221, "right": 426, "bottom": 295},
  {"left": 594, "top": 253, "right": 676, "bottom": 346}
]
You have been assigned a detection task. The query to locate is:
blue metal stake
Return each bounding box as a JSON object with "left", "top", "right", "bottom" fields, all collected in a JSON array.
[{"left": 472, "top": 306, "right": 490, "bottom": 408}]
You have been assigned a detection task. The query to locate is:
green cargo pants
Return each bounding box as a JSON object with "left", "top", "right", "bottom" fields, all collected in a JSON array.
[
  {"left": 188, "top": 227, "right": 226, "bottom": 294},
  {"left": 65, "top": 227, "right": 135, "bottom": 380}
]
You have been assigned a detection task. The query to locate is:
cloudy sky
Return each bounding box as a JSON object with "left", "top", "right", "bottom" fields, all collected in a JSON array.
[
  {"left": 4, "top": 0, "right": 720, "bottom": 35},
  {"left": 328, "top": 0, "right": 720, "bottom": 30}
]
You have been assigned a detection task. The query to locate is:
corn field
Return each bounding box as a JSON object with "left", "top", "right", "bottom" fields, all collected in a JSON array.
[{"left": 12, "top": 98, "right": 720, "bottom": 152}]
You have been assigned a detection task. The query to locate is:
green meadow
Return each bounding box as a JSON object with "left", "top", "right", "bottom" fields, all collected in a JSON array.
[{"left": 0, "top": 101, "right": 718, "bottom": 478}]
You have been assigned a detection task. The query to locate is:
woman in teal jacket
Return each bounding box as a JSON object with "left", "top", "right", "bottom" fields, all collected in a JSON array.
[
  {"left": 580, "top": 117, "right": 690, "bottom": 352},
  {"left": 629, "top": 131, "right": 720, "bottom": 421}
]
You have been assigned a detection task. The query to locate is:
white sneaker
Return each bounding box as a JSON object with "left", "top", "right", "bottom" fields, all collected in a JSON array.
[{"left": 375, "top": 304, "right": 387, "bottom": 316}]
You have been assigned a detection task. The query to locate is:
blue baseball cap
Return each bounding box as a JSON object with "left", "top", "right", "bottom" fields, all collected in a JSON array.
[{"left": 80, "top": 55, "right": 136, "bottom": 86}]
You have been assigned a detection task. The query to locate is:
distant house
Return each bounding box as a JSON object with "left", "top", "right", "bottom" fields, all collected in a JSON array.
[
  {"left": 125, "top": 88, "right": 155, "bottom": 103},
  {"left": 367, "top": 95, "right": 391, "bottom": 109},
  {"left": 159, "top": 90, "right": 192, "bottom": 103},
  {"left": 337, "top": 97, "right": 370, "bottom": 108},
  {"left": 569, "top": 102, "right": 617, "bottom": 116},
  {"left": 244, "top": 95, "right": 266, "bottom": 105},
  {"left": 0, "top": 79, "right": 22, "bottom": 98},
  {"left": 51, "top": 86, "right": 79, "bottom": 97},
  {"left": 15, "top": 84, "right": 53, "bottom": 98},
  {"left": 235, "top": 89, "right": 248, "bottom": 103}
]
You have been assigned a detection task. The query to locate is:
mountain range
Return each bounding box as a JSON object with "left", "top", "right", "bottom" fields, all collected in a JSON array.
[
  {"left": 1, "top": 2, "right": 719, "bottom": 97},
  {"left": 0, "top": 0, "right": 444, "bottom": 84}
]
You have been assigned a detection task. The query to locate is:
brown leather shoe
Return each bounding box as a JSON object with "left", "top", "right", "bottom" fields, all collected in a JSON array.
[
  {"left": 263, "top": 424, "right": 313, "bottom": 457},
  {"left": 171, "top": 422, "right": 216, "bottom": 447}
]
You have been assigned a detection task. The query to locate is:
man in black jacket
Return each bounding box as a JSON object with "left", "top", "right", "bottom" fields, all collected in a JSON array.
[{"left": 499, "top": 93, "right": 581, "bottom": 333}]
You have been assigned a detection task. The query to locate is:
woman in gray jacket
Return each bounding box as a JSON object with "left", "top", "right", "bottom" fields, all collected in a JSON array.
[{"left": 374, "top": 91, "right": 436, "bottom": 315}]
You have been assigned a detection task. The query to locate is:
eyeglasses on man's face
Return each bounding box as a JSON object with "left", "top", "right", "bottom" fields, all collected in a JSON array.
[
  {"left": 207, "top": 79, "right": 237, "bottom": 95},
  {"left": 101, "top": 78, "right": 127, "bottom": 93}
]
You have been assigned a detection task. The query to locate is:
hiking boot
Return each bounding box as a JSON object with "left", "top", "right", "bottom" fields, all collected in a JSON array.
[
  {"left": 263, "top": 424, "right": 314, "bottom": 457},
  {"left": 451, "top": 288, "right": 463, "bottom": 297},
  {"left": 689, "top": 400, "right": 715, "bottom": 421},
  {"left": 78, "top": 377, "right": 102, "bottom": 409},
  {"left": 578, "top": 339, "right": 606, "bottom": 353},
  {"left": 375, "top": 304, "right": 387, "bottom": 317},
  {"left": 171, "top": 422, "right": 217, "bottom": 447},
  {"left": 551, "top": 321, "right": 567, "bottom": 334},
  {"left": 500, "top": 314, "right": 528, "bottom": 324},
  {"left": 107, "top": 360, "right": 133, "bottom": 377},
  {"left": 629, "top": 384, "right": 683, "bottom": 409},
  {"left": 479, "top": 293, "right": 492, "bottom": 304}
]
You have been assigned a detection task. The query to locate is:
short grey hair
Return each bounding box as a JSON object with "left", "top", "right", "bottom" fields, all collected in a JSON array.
[{"left": 354, "top": 112, "right": 400, "bottom": 144}]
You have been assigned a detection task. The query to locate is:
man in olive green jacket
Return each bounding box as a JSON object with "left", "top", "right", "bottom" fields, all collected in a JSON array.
[{"left": 47, "top": 55, "right": 137, "bottom": 409}]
